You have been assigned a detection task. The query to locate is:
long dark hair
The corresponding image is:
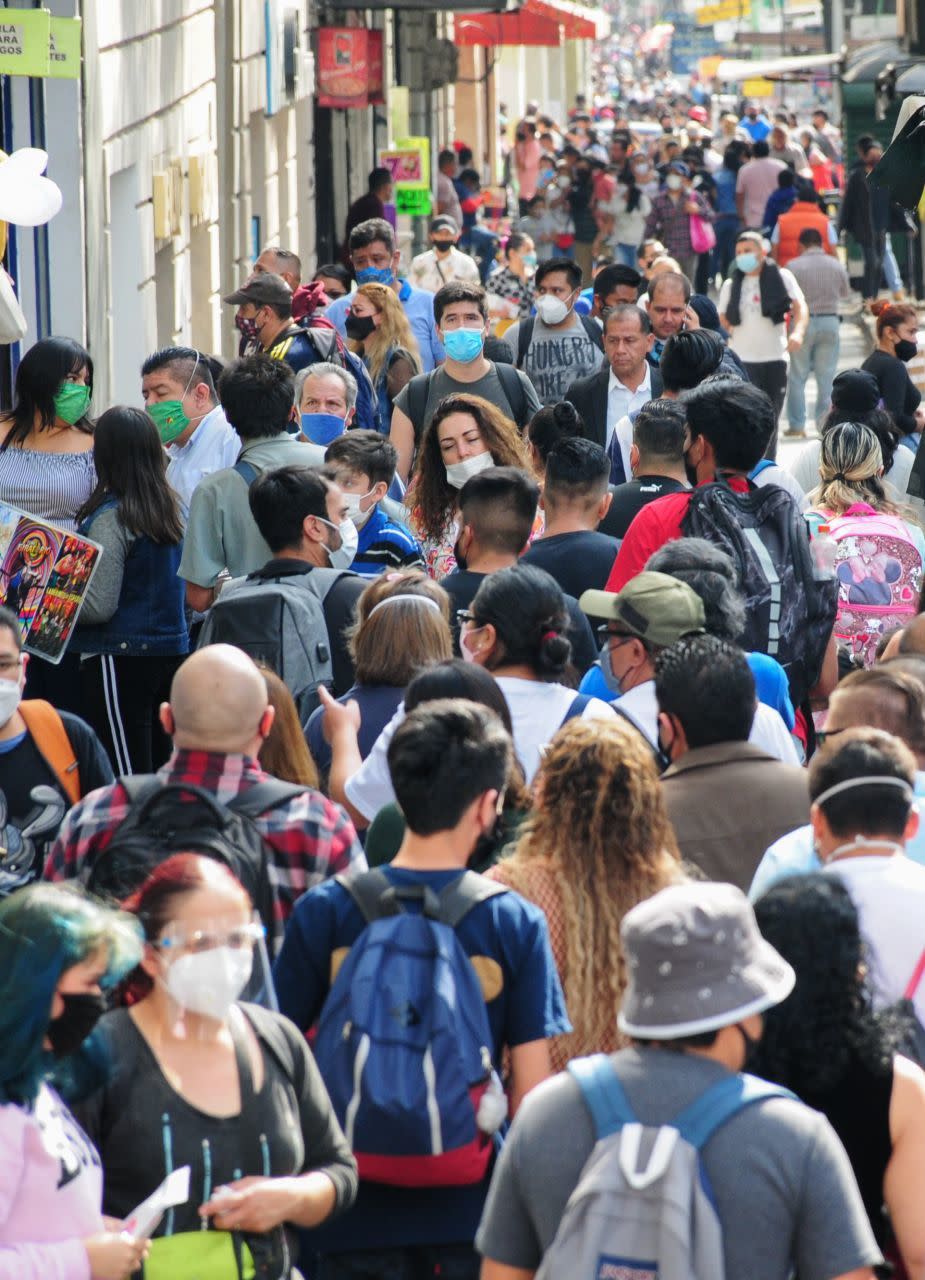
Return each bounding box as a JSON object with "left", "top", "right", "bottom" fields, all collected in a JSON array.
[
  {"left": 471, "top": 563, "right": 572, "bottom": 683},
  {"left": 619, "top": 170, "right": 642, "bottom": 214},
  {"left": 77, "top": 407, "right": 183, "bottom": 545},
  {"left": 752, "top": 874, "right": 911, "bottom": 1095},
  {"left": 1, "top": 336, "right": 94, "bottom": 449}
]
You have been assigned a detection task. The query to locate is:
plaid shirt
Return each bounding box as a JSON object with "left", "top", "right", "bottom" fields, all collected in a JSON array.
[
  {"left": 43, "top": 749, "right": 366, "bottom": 948},
  {"left": 644, "top": 189, "right": 712, "bottom": 260}
]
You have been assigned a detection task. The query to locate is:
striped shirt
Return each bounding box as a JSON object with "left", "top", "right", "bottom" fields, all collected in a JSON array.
[
  {"left": 0, "top": 445, "right": 96, "bottom": 530},
  {"left": 353, "top": 504, "right": 424, "bottom": 577},
  {"left": 786, "top": 246, "right": 850, "bottom": 316}
]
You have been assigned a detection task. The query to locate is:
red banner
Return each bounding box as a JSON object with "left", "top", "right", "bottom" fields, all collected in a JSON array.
[
  {"left": 367, "top": 30, "right": 385, "bottom": 106},
  {"left": 317, "top": 28, "right": 370, "bottom": 109}
]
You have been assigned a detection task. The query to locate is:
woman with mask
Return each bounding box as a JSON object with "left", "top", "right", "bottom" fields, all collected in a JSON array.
[
  {"left": 0, "top": 881, "right": 148, "bottom": 1279},
  {"left": 73, "top": 853, "right": 358, "bottom": 1280},
  {"left": 345, "top": 283, "right": 420, "bottom": 435},
  {"left": 405, "top": 393, "right": 533, "bottom": 579},
  {"left": 863, "top": 302, "right": 922, "bottom": 437},
  {"left": 487, "top": 717, "right": 681, "bottom": 1070},
  {"left": 0, "top": 336, "right": 96, "bottom": 530},
  {"left": 71, "top": 407, "right": 188, "bottom": 776},
  {"left": 595, "top": 169, "right": 652, "bottom": 268},
  {"left": 487, "top": 232, "right": 537, "bottom": 326}
]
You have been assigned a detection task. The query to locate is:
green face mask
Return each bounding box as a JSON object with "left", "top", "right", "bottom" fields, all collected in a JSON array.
[
  {"left": 145, "top": 354, "right": 201, "bottom": 445},
  {"left": 53, "top": 382, "right": 91, "bottom": 426}
]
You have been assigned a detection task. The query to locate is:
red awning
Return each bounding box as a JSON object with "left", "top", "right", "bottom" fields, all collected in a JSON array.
[
  {"left": 455, "top": 10, "right": 563, "bottom": 44},
  {"left": 522, "top": 0, "right": 598, "bottom": 38}
]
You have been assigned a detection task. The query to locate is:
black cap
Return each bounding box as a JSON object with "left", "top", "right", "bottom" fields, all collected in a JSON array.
[
  {"left": 222, "top": 273, "right": 293, "bottom": 308},
  {"left": 830, "top": 369, "right": 881, "bottom": 416}
]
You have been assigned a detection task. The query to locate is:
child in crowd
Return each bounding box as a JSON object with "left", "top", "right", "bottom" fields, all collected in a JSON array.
[{"left": 324, "top": 431, "right": 424, "bottom": 576}]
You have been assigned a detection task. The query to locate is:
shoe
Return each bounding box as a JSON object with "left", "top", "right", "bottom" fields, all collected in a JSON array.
[{"left": 783, "top": 428, "right": 806, "bottom": 439}]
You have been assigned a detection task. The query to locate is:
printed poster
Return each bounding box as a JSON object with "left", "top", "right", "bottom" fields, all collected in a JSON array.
[{"left": 0, "top": 502, "right": 102, "bottom": 664}]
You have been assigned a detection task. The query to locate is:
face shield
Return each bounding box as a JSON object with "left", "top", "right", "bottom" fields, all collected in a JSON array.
[{"left": 155, "top": 912, "right": 277, "bottom": 1029}]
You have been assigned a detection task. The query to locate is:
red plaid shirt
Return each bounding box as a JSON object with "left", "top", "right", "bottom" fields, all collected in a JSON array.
[
  {"left": 643, "top": 188, "right": 712, "bottom": 260},
  {"left": 43, "top": 749, "right": 366, "bottom": 947}
]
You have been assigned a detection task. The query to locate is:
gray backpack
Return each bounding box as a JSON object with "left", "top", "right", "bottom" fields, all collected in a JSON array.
[
  {"left": 536, "top": 1055, "right": 792, "bottom": 1280},
  {"left": 197, "top": 562, "right": 350, "bottom": 721}
]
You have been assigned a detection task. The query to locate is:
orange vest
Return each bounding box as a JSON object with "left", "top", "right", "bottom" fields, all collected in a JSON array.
[{"left": 775, "top": 202, "right": 835, "bottom": 267}]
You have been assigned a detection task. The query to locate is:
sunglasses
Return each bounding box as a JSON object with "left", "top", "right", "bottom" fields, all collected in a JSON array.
[{"left": 594, "top": 625, "right": 636, "bottom": 647}]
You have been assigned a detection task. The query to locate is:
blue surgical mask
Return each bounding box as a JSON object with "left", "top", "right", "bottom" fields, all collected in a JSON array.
[
  {"left": 355, "top": 265, "right": 394, "bottom": 286},
  {"left": 522, "top": 252, "right": 538, "bottom": 268},
  {"left": 735, "top": 252, "right": 759, "bottom": 273},
  {"left": 301, "top": 412, "right": 345, "bottom": 445},
  {"left": 598, "top": 642, "right": 623, "bottom": 696},
  {"left": 442, "top": 327, "right": 485, "bottom": 364}
]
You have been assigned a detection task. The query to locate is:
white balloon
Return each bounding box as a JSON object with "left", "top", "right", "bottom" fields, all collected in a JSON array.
[{"left": 0, "top": 148, "right": 62, "bottom": 226}]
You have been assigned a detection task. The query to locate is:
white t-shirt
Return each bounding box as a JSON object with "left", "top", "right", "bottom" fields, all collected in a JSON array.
[
  {"left": 826, "top": 854, "right": 925, "bottom": 1026},
  {"left": 718, "top": 268, "right": 804, "bottom": 364}
]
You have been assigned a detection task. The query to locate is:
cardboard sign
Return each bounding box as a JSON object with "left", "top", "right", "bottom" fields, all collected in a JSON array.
[
  {"left": 0, "top": 8, "right": 51, "bottom": 78},
  {"left": 317, "top": 28, "right": 370, "bottom": 109},
  {"left": 0, "top": 504, "right": 102, "bottom": 664}
]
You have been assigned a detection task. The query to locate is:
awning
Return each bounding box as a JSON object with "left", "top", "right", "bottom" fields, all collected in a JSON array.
[
  {"left": 715, "top": 51, "right": 842, "bottom": 80},
  {"left": 842, "top": 40, "right": 902, "bottom": 84},
  {"left": 456, "top": 0, "right": 608, "bottom": 42},
  {"left": 523, "top": 0, "right": 610, "bottom": 38}
]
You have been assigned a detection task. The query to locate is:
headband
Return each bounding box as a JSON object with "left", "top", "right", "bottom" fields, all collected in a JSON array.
[
  {"left": 367, "top": 594, "right": 442, "bottom": 619},
  {"left": 814, "top": 774, "right": 914, "bottom": 809}
]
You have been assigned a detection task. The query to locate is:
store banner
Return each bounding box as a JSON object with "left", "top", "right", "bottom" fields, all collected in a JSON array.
[
  {"left": 47, "top": 16, "right": 81, "bottom": 80},
  {"left": 0, "top": 8, "right": 51, "bottom": 77},
  {"left": 367, "top": 30, "right": 385, "bottom": 106},
  {"left": 317, "top": 28, "right": 370, "bottom": 110}
]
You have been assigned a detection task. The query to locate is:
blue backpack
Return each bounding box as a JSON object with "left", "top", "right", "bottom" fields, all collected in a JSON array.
[{"left": 313, "top": 868, "right": 508, "bottom": 1187}]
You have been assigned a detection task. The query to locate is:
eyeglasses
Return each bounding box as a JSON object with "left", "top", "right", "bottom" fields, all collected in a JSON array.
[
  {"left": 815, "top": 726, "right": 850, "bottom": 748},
  {"left": 456, "top": 610, "right": 480, "bottom": 627},
  {"left": 594, "top": 625, "right": 635, "bottom": 647}
]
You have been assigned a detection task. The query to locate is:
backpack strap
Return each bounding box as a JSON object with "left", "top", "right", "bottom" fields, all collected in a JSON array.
[
  {"left": 674, "top": 1073, "right": 795, "bottom": 1151},
  {"left": 114, "top": 774, "right": 165, "bottom": 808},
  {"left": 561, "top": 692, "right": 592, "bottom": 725},
  {"left": 240, "top": 1002, "right": 307, "bottom": 1101},
  {"left": 18, "top": 700, "right": 81, "bottom": 805},
  {"left": 749, "top": 459, "right": 777, "bottom": 480},
  {"left": 494, "top": 362, "right": 529, "bottom": 428},
  {"left": 436, "top": 869, "right": 508, "bottom": 929},
  {"left": 335, "top": 868, "right": 398, "bottom": 924},
  {"left": 516, "top": 317, "right": 535, "bottom": 369},
  {"left": 407, "top": 371, "right": 434, "bottom": 443},
  {"left": 234, "top": 459, "right": 259, "bottom": 488},
  {"left": 580, "top": 313, "right": 605, "bottom": 352},
  {"left": 227, "top": 779, "right": 310, "bottom": 820},
  {"left": 568, "top": 1054, "right": 637, "bottom": 1139},
  {"left": 905, "top": 947, "right": 925, "bottom": 1001}
]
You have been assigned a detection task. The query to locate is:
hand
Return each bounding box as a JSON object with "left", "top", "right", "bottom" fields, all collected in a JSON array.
[
  {"left": 84, "top": 1232, "right": 150, "bottom": 1280},
  {"left": 318, "top": 684, "right": 361, "bottom": 744},
  {"left": 685, "top": 200, "right": 700, "bottom": 215},
  {"left": 682, "top": 304, "right": 700, "bottom": 331},
  {"left": 200, "top": 1176, "right": 300, "bottom": 1234},
  {"left": 787, "top": 333, "right": 804, "bottom": 353}
]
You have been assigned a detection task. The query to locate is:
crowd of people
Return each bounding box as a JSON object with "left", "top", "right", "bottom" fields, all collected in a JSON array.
[{"left": 0, "top": 80, "right": 925, "bottom": 1280}]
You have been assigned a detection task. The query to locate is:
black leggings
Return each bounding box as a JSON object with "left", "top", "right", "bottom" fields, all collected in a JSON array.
[{"left": 79, "top": 652, "right": 183, "bottom": 776}]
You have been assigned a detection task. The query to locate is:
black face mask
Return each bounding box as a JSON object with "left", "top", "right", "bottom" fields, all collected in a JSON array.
[
  {"left": 345, "top": 314, "right": 376, "bottom": 342},
  {"left": 453, "top": 535, "right": 469, "bottom": 572},
  {"left": 895, "top": 338, "right": 918, "bottom": 363},
  {"left": 735, "top": 1022, "right": 762, "bottom": 1072},
  {"left": 47, "top": 991, "right": 108, "bottom": 1058},
  {"left": 684, "top": 451, "right": 700, "bottom": 488},
  {"left": 432, "top": 240, "right": 455, "bottom": 254}
]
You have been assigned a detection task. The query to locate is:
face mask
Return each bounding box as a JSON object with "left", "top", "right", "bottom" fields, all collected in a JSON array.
[
  {"left": 318, "top": 515, "right": 359, "bottom": 569},
  {"left": 432, "top": 240, "right": 455, "bottom": 254},
  {"left": 895, "top": 338, "right": 918, "bottom": 363},
  {"left": 343, "top": 488, "right": 376, "bottom": 528},
  {"left": 53, "top": 382, "right": 91, "bottom": 426},
  {"left": 460, "top": 623, "right": 486, "bottom": 663},
  {"left": 598, "top": 641, "right": 623, "bottom": 696},
  {"left": 0, "top": 677, "right": 20, "bottom": 727},
  {"left": 47, "top": 991, "right": 107, "bottom": 1058},
  {"left": 442, "top": 327, "right": 485, "bottom": 364},
  {"left": 634, "top": 163, "right": 650, "bottom": 176},
  {"left": 557, "top": 175, "right": 571, "bottom": 190},
  {"left": 735, "top": 1022, "right": 762, "bottom": 1072},
  {"left": 522, "top": 252, "right": 538, "bottom": 269},
  {"left": 164, "top": 946, "right": 253, "bottom": 1021},
  {"left": 345, "top": 313, "right": 376, "bottom": 342},
  {"left": 735, "top": 252, "right": 760, "bottom": 274},
  {"left": 147, "top": 355, "right": 201, "bottom": 445},
  {"left": 301, "top": 412, "right": 345, "bottom": 446},
  {"left": 445, "top": 451, "right": 494, "bottom": 489},
  {"left": 235, "top": 313, "right": 259, "bottom": 341},
  {"left": 666, "top": 174, "right": 683, "bottom": 191},
  {"left": 536, "top": 294, "right": 571, "bottom": 326},
  {"left": 355, "top": 265, "right": 394, "bottom": 286}
]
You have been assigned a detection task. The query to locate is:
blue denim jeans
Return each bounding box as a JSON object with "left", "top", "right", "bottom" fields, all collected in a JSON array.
[{"left": 786, "top": 314, "right": 840, "bottom": 431}]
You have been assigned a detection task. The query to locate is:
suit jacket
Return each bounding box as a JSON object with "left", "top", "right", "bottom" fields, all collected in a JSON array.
[
  {"left": 661, "top": 741, "right": 809, "bottom": 892},
  {"left": 564, "top": 362, "right": 664, "bottom": 451}
]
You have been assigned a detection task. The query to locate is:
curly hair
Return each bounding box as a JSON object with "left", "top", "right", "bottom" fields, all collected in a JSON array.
[
  {"left": 410, "top": 394, "right": 531, "bottom": 541},
  {"left": 752, "top": 874, "right": 911, "bottom": 1095},
  {"left": 498, "top": 718, "right": 681, "bottom": 1062}
]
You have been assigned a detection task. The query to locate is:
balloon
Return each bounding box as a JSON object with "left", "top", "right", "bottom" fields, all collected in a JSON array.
[{"left": 0, "top": 149, "right": 62, "bottom": 227}]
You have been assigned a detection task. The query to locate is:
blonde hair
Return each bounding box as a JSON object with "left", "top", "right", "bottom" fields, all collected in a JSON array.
[
  {"left": 497, "top": 718, "right": 681, "bottom": 1060},
  {"left": 347, "top": 570, "right": 453, "bottom": 686},
  {"left": 351, "top": 283, "right": 421, "bottom": 388},
  {"left": 811, "top": 420, "right": 915, "bottom": 521}
]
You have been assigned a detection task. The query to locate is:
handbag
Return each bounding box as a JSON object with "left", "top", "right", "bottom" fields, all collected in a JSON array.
[
  {"left": 0, "top": 270, "right": 26, "bottom": 344},
  {"left": 689, "top": 213, "right": 716, "bottom": 255}
]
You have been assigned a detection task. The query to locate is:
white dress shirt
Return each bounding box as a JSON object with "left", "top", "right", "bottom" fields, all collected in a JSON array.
[
  {"left": 606, "top": 364, "right": 652, "bottom": 448},
  {"left": 166, "top": 404, "right": 240, "bottom": 523}
]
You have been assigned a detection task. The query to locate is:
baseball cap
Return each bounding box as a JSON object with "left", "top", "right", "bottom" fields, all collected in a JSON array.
[
  {"left": 431, "top": 215, "right": 459, "bottom": 235},
  {"left": 222, "top": 273, "right": 293, "bottom": 308},
  {"left": 579, "top": 572, "right": 706, "bottom": 647},
  {"left": 668, "top": 161, "right": 690, "bottom": 178}
]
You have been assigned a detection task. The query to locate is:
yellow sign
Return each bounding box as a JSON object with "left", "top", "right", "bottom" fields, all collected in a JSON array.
[
  {"left": 743, "top": 76, "right": 775, "bottom": 97},
  {"left": 698, "top": 55, "right": 724, "bottom": 77},
  {"left": 0, "top": 8, "right": 51, "bottom": 77},
  {"left": 395, "top": 137, "right": 431, "bottom": 187},
  {"left": 47, "top": 17, "right": 81, "bottom": 80},
  {"left": 696, "top": 0, "right": 750, "bottom": 22}
]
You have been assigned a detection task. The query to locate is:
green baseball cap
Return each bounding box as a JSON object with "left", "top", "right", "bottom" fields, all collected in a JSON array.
[{"left": 580, "top": 571, "right": 706, "bottom": 648}]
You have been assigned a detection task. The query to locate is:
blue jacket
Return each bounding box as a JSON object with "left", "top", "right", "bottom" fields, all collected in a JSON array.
[{"left": 73, "top": 499, "right": 189, "bottom": 657}]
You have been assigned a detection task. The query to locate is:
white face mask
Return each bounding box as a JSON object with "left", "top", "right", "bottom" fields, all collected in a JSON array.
[
  {"left": 0, "top": 679, "right": 21, "bottom": 726},
  {"left": 318, "top": 515, "right": 360, "bottom": 569},
  {"left": 536, "top": 294, "right": 571, "bottom": 326},
  {"left": 445, "top": 451, "right": 494, "bottom": 489},
  {"left": 342, "top": 488, "right": 376, "bottom": 529},
  {"left": 666, "top": 174, "right": 683, "bottom": 191},
  {"left": 164, "top": 946, "right": 253, "bottom": 1021}
]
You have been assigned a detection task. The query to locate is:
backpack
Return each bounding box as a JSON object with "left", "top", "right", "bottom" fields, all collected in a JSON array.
[
  {"left": 515, "top": 314, "right": 604, "bottom": 369},
  {"left": 824, "top": 502, "right": 923, "bottom": 668},
  {"left": 301, "top": 325, "right": 382, "bottom": 434},
  {"left": 196, "top": 562, "right": 351, "bottom": 720},
  {"left": 80, "top": 777, "right": 306, "bottom": 946},
  {"left": 313, "top": 867, "right": 509, "bottom": 1187},
  {"left": 18, "top": 700, "right": 82, "bottom": 805},
  {"left": 681, "top": 479, "right": 838, "bottom": 706},
  {"left": 897, "top": 947, "right": 925, "bottom": 1066},
  {"left": 536, "top": 1055, "right": 793, "bottom": 1280},
  {"left": 406, "top": 362, "right": 533, "bottom": 449}
]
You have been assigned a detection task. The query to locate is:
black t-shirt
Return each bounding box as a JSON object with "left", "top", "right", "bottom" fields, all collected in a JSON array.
[
  {"left": 0, "top": 709, "right": 113, "bottom": 838},
  {"left": 520, "top": 530, "right": 620, "bottom": 599},
  {"left": 441, "top": 568, "right": 598, "bottom": 676},
  {"left": 606, "top": 475, "right": 689, "bottom": 539}
]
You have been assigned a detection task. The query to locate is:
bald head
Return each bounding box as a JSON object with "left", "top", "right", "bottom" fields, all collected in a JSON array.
[{"left": 164, "top": 646, "right": 272, "bottom": 754}]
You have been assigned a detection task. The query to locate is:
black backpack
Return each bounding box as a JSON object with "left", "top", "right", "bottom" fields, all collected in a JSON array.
[
  {"left": 681, "top": 479, "right": 838, "bottom": 706},
  {"left": 406, "top": 362, "right": 533, "bottom": 449},
  {"left": 80, "top": 778, "right": 307, "bottom": 948}
]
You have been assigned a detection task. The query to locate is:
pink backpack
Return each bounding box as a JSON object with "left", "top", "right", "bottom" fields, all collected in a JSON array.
[{"left": 825, "top": 502, "right": 923, "bottom": 666}]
